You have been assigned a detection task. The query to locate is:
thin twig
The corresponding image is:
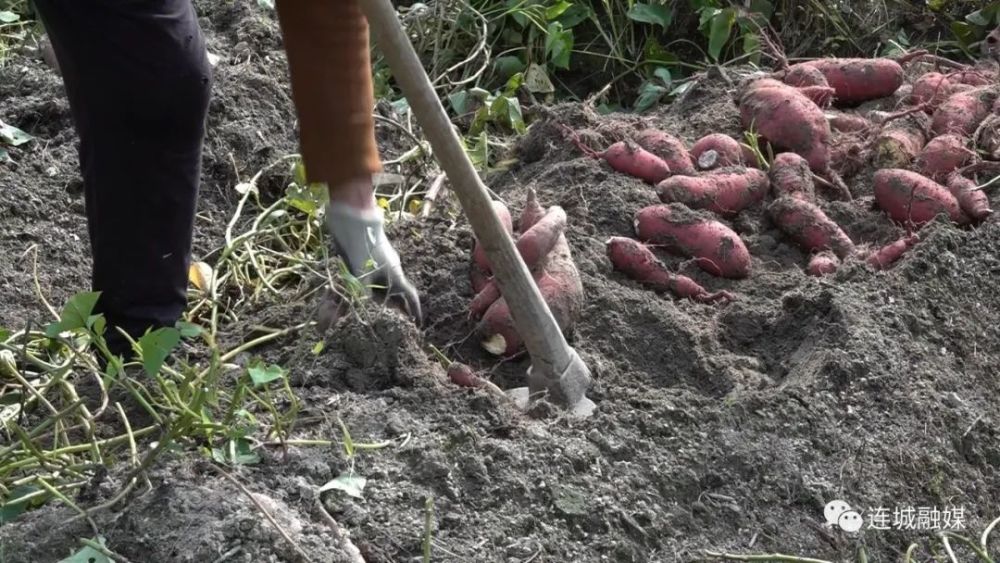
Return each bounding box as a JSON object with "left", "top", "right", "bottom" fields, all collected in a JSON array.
[{"left": 702, "top": 552, "right": 834, "bottom": 563}]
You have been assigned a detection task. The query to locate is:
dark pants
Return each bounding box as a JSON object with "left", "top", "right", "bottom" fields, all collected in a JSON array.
[{"left": 33, "top": 1, "right": 211, "bottom": 356}]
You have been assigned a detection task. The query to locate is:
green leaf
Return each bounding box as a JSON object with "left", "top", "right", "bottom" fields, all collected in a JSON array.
[
  {"left": 926, "top": 0, "right": 948, "bottom": 10},
  {"left": 58, "top": 537, "right": 111, "bottom": 563},
  {"left": 951, "top": 21, "right": 977, "bottom": 46},
  {"left": 0, "top": 121, "right": 32, "bottom": 147},
  {"left": 742, "top": 31, "right": 762, "bottom": 62},
  {"left": 257, "top": 0, "right": 274, "bottom": 10},
  {"left": 967, "top": 9, "right": 990, "bottom": 27},
  {"left": 708, "top": 8, "right": 737, "bottom": 61},
  {"left": 248, "top": 361, "right": 287, "bottom": 387},
  {"left": 748, "top": 0, "right": 774, "bottom": 18},
  {"left": 0, "top": 328, "right": 9, "bottom": 342},
  {"left": 45, "top": 292, "right": 101, "bottom": 337},
  {"left": 319, "top": 472, "right": 367, "bottom": 499},
  {"left": 634, "top": 81, "right": 667, "bottom": 112},
  {"left": 524, "top": 63, "right": 555, "bottom": 94},
  {"left": 627, "top": 3, "right": 673, "bottom": 29},
  {"left": 545, "top": 1, "right": 573, "bottom": 21},
  {"left": 643, "top": 36, "right": 679, "bottom": 66},
  {"left": 653, "top": 67, "right": 672, "bottom": 88},
  {"left": 1, "top": 485, "right": 44, "bottom": 525},
  {"left": 503, "top": 72, "right": 524, "bottom": 96},
  {"left": 0, "top": 147, "right": 9, "bottom": 162},
  {"left": 285, "top": 181, "right": 328, "bottom": 216},
  {"left": 506, "top": 98, "right": 526, "bottom": 135},
  {"left": 557, "top": 4, "right": 591, "bottom": 28},
  {"left": 212, "top": 438, "right": 260, "bottom": 465},
  {"left": 448, "top": 90, "right": 470, "bottom": 115},
  {"left": 138, "top": 327, "right": 181, "bottom": 377},
  {"left": 544, "top": 22, "right": 573, "bottom": 69},
  {"left": 0, "top": 11, "right": 19, "bottom": 23},
  {"left": 311, "top": 341, "right": 325, "bottom": 355},
  {"left": 176, "top": 321, "right": 203, "bottom": 339},
  {"left": 493, "top": 55, "right": 525, "bottom": 81},
  {"left": 468, "top": 131, "right": 489, "bottom": 171}
]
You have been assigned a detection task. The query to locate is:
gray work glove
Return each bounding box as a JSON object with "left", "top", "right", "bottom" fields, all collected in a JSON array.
[{"left": 324, "top": 201, "right": 422, "bottom": 325}]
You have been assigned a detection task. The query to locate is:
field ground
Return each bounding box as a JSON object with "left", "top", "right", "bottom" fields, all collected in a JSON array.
[{"left": 1, "top": 2, "right": 999, "bottom": 562}]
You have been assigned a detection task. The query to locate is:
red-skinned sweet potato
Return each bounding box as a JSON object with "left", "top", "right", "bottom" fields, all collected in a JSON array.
[
  {"left": 635, "top": 129, "right": 698, "bottom": 176},
  {"left": 656, "top": 167, "right": 770, "bottom": 216},
  {"left": 867, "top": 234, "right": 919, "bottom": 270},
  {"left": 826, "top": 112, "right": 872, "bottom": 133},
  {"left": 932, "top": 87, "right": 998, "bottom": 136},
  {"left": 606, "top": 237, "right": 734, "bottom": 304},
  {"left": 784, "top": 64, "right": 830, "bottom": 88},
  {"left": 789, "top": 58, "right": 904, "bottom": 105},
  {"left": 767, "top": 196, "right": 855, "bottom": 258},
  {"left": 910, "top": 72, "right": 953, "bottom": 107},
  {"left": 948, "top": 70, "right": 994, "bottom": 87},
  {"left": 946, "top": 172, "right": 992, "bottom": 222},
  {"left": 807, "top": 251, "right": 840, "bottom": 276},
  {"left": 690, "top": 133, "right": 746, "bottom": 170},
  {"left": 873, "top": 112, "right": 931, "bottom": 169},
  {"left": 739, "top": 79, "right": 833, "bottom": 173},
  {"left": 769, "top": 152, "right": 815, "bottom": 200},
  {"left": 873, "top": 169, "right": 966, "bottom": 227},
  {"left": 634, "top": 203, "right": 751, "bottom": 279},
  {"left": 479, "top": 235, "right": 583, "bottom": 356},
  {"left": 797, "top": 85, "right": 836, "bottom": 108},
  {"left": 519, "top": 188, "right": 546, "bottom": 232},
  {"left": 915, "top": 134, "right": 975, "bottom": 181}
]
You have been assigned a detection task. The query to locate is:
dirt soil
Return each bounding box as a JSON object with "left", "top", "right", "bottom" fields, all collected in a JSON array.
[{"left": 2, "top": 4, "right": 1000, "bottom": 563}]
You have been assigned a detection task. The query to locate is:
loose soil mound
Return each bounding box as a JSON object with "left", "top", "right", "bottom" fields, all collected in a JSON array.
[{"left": 1, "top": 3, "right": 998, "bottom": 563}]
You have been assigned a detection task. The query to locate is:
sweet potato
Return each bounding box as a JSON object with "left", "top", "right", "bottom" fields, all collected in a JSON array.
[
  {"left": 873, "top": 112, "right": 930, "bottom": 169},
  {"left": 690, "top": 134, "right": 746, "bottom": 170},
  {"left": 784, "top": 64, "right": 830, "bottom": 88},
  {"left": 791, "top": 58, "right": 905, "bottom": 105},
  {"left": 739, "top": 79, "right": 832, "bottom": 173},
  {"left": 807, "top": 251, "right": 840, "bottom": 276},
  {"left": 767, "top": 196, "right": 855, "bottom": 258},
  {"left": 633, "top": 203, "right": 751, "bottom": 279},
  {"left": 656, "top": 168, "right": 770, "bottom": 216},
  {"left": 915, "top": 134, "right": 975, "bottom": 181},
  {"left": 826, "top": 111, "right": 872, "bottom": 133},
  {"left": 873, "top": 169, "right": 966, "bottom": 227},
  {"left": 867, "top": 234, "right": 919, "bottom": 271},
  {"left": 472, "top": 200, "right": 512, "bottom": 273},
  {"left": 606, "top": 237, "right": 734, "bottom": 304},
  {"left": 797, "top": 85, "right": 836, "bottom": 108},
  {"left": 948, "top": 70, "right": 994, "bottom": 87},
  {"left": 769, "top": 152, "right": 815, "bottom": 200},
  {"left": 946, "top": 172, "right": 992, "bottom": 222},
  {"left": 479, "top": 236, "right": 583, "bottom": 356},
  {"left": 910, "top": 72, "right": 952, "bottom": 107},
  {"left": 519, "top": 188, "right": 546, "bottom": 231},
  {"left": 566, "top": 126, "right": 671, "bottom": 184},
  {"left": 635, "top": 129, "right": 698, "bottom": 176},
  {"left": 447, "top": 362, "right": 486, "bottom": 388},
  {"left": 932, "top": 87, "right": 998, "bottom": 136}
]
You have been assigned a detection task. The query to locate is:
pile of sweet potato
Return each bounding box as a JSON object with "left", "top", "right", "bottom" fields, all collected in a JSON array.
[
  {"left": 468, "top": 189, "right": 584, "bottom": 356},
  {"left": 559, "top": 48, "right": 998, "bottom": 306}
]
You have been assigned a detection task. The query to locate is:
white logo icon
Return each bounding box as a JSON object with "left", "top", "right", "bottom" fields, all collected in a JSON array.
[
  {"left": 839, "top": 510, "right": 864, "bottom": 532},
  {"left": 824, "top": 499, "right": 852, "bottom": 527}
]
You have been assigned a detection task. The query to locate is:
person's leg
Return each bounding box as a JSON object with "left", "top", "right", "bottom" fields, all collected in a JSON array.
[{"left": 33, "top": 0, "right": 212, "bottom": 357}]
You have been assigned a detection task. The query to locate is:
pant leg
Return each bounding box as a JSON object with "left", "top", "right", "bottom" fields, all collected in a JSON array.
[
  {"left": 33, "top": 0, "right": 212, "bottom": 356},
  {"left": 274, "top": 0, "right": 382, "bottom": 192}
]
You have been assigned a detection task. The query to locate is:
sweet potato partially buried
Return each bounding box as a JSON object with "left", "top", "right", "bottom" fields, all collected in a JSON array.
[
  {"left": 873, "top": 112, "right": 931, "bottom": 169},
  {"left": 633, "top": 203, "right": 751, "bottom": 279},
  {"left": 769, "top": 152, "right": 815, "bottom": 200},
  {"left": 519, "top": 187, "right": 546, "bottom": 231},
  {"left": 574, "top": 137, "right": 671, "bottom": 184},
  {"left": 767, "top": 196, "right": 855, "bottom": 258},
  {"left": 478, "top": 234, "right": 583, "bottom": 356},
  {"left": 826, "top": 111, "right": 872, "bottom": 133},
  {"left": 873, "top": 169, "right": 966, "bottom": 227},
  {"left": 635, "top": 129, "right": 698, "bottom": 176},
  {"left": 932, "top": 87, "right": 998, "bottom": 136},
  {"left": 867, "top": 234, "right": 920, "bottom": 271},
  {"left": 788, "top": 58, "right": 905, "bottom": 105},
  {"left": 807, "top": 251, "right": 840, "bottom": 276},
  {"left": 915, "top": 134, "right": 975, "bottom": 181},
  {"left": 946, "top": 172, "right": 992, "bottom": 222},
  {"left": 606, "top": 236, "right": 734, "bottom": 304},
  {"left": 739, "top": 79, "right": 832, "bottom": 173},
  {"left": 690, "top": 133, "right": 747, "bottom": 170},
  {"left": 656, "top": 167, "right": 770, "bottom": 216}
]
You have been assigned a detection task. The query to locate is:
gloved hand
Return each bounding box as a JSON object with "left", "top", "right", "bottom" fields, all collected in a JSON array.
[{"left": 324, "top": 201, "right": 422, "bottom": 325}]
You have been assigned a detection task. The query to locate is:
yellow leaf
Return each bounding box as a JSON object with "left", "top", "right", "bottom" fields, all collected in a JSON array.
[
  {"left": 408, "top": 198, "right": 423, "bottom": 215},
  {"left": 188, "top": 261, "right": 213, "bottom": 292},
  {"left": 377, "top": 197, "right": 390, "bottom": 210}
]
